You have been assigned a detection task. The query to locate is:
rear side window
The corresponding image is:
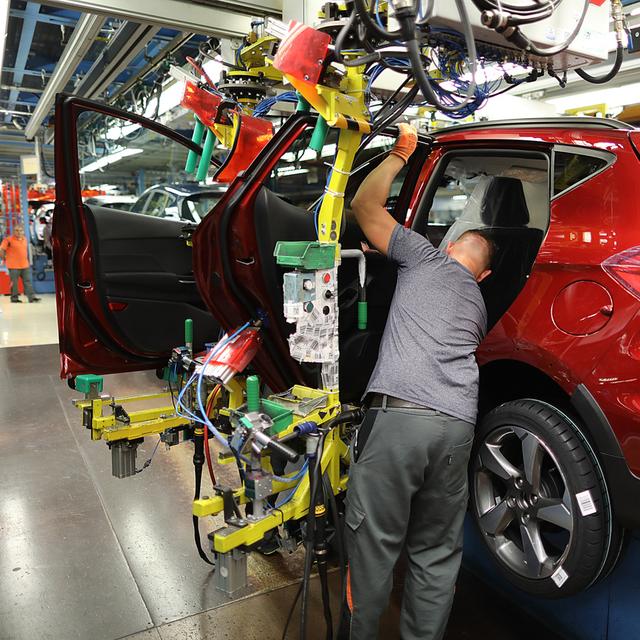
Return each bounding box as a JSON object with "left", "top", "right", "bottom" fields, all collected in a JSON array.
[{"left": 553, "top": 151, "right": 610, "bottom": 196}]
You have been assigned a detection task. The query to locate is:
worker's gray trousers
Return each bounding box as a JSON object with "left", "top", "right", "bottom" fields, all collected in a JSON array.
[
  {"left": 9, "top": 268, "right": 35, "bottom": 301},
  {"left": 344, "top": 406, "right": 474, "bottom": 640}
]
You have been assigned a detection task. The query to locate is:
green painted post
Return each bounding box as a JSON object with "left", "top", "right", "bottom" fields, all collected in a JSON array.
[
  {"left": 246, "top": 375, "right": 260, "bottom": 413},
  {"left": 185, "top": 318, "right": 193, "bottom": 354},
  {"left": 185, "top": 118, "right": 205, "bottom": 173},
  {"left": 309, "top": 117, "right": 329, "bottom": 153},
  {"left": 195, "top": 128, "right": 215, "bottom": 182},
  {"left": 358, "top": 301, "right": 368, "bottom": 330},
  {"left": 296, "top": 92, "right": 310, "bottom": 112}
]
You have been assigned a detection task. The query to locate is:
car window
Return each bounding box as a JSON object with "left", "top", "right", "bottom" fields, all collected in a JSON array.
[
  {"left": 75, "top": 110, "right": 197, "bottom": 222},
  {"left": 182, "top": 194, "right": 222, "bottom": 223},
  {"left": 143, "top": 191, "right": 167, "bottom": 216},
  {"left": 553, "top": 151, "right": 611, "bottom": 196},
  {"left": 419, "top": 153, "right": 550, "bottom": 241}
]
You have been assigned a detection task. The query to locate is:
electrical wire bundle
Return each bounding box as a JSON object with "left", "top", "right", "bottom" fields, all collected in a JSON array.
[{"left": 333, "top": 0, "right": 627, "bottom": 120}]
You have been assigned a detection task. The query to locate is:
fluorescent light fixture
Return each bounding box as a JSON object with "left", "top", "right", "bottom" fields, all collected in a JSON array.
[
  {"left": 277, "top": 167, "right": 309, "bottom": 176},
  {"left": 79, "top": 147, "right": 143, "bottom": 174},
  {"left": 631, "top": 7, "right": 640, "bottom": 17},
  {"left": 0, "top": 0, "right": 10, "bottom": 80},
  {"left": 452, "top": 194, "right": 467, "bottom": 200},
  {"left": 545, "top": 81, "right": 640, "bottom": 112}
]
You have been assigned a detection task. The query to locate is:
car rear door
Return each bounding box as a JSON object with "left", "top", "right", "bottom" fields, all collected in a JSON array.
[{"left": 53, "top": 95, "right": 219, "bottom": 379}]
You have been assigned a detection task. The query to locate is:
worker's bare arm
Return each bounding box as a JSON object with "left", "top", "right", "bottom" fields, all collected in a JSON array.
[
  {"left": 351, "top": 154, "right": 405, "bottom": 255},
  {"left": 350, "top": 123, "right": 418, "bottom": 255}
]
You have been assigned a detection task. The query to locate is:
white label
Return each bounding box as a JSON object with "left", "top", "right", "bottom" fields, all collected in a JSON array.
[
  {"left": 576, "top": 490, "right": 597, "bottom": 516},
  {"left": 551, "top": 566, "right": 569, "bottom": 588}
]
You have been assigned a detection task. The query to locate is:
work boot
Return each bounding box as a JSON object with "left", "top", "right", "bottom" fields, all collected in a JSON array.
[{"left": 29, "top": 297, "right": 41, "bottom": 303}]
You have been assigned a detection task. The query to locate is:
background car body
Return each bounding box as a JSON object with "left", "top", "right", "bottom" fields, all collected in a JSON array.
[{"left": 130, "top": 183, "right": 226, "bottom": 224}]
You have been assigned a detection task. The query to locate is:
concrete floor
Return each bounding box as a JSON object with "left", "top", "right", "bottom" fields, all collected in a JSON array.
[
  {"left": 0, "top": 293, "right": 58, "bottom": 347},
  {"left": 0, "top": 343, "right": 562, "bottom": 640}
]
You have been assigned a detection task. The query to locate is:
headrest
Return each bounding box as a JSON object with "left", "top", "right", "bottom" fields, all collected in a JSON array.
[{"left": 480, "top": 177, "right": 530, "bottom": 227}]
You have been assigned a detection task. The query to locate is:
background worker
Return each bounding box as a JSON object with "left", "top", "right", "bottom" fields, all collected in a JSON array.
[
  {"left": 345, "top": 124, "right": 495, "bottom": 640},
  {"left": 0, "top": 224, "right": 41, "bottom": 303}
]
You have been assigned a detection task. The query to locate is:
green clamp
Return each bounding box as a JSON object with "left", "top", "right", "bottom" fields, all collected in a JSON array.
[
  {"left": 75, "top": 374, "right": 104, "bottom": 395},
  {"left": 185, "top": 117, "right": 205, "bottom": 174}
]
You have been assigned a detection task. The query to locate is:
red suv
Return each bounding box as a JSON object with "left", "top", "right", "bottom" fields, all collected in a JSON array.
[{"left": 54, "top": 95, "right": 640, "bottom": 599}]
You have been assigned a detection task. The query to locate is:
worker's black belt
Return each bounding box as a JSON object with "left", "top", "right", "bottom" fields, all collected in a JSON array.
[{"left": 368, "top": 393, "right": 431, "bottom": 411}]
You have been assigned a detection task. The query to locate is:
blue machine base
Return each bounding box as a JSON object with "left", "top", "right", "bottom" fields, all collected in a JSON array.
[
  {"left": 463, "top": 517, "right": 640, "bottom": 639},
  {"left": 32, "top": 255, "right": 55, "bottom": 294}
]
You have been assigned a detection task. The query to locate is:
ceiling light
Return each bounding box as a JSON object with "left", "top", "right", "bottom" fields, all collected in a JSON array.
[{"left": 80, "top": 148, "right": 143, "bottom": 174}]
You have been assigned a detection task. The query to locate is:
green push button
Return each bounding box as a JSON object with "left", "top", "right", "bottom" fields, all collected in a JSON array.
[{"left": 75, "top": 374, "right": 104, "bottom": 394}]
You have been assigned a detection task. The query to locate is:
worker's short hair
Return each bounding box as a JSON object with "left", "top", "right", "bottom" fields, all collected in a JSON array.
[{"left": 456, "top": 228, "right": 497, "bottom": 269}]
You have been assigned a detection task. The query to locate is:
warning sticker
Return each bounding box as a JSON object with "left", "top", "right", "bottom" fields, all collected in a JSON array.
[
  {"left": 576, "top": 490, "right": 597, "bottom": 516},
  {"left": 551, "top": 566, "right": 569, "bottom": 588}
]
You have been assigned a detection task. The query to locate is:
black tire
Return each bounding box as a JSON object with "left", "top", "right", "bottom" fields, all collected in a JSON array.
[{"left": 470, "top": 398, "right": 622, "bottom": 598}]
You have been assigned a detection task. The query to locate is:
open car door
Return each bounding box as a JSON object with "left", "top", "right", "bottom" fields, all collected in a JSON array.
[
  {"left": 192, "top": 113, "right": 430, "bottom": 399},
  {"left": 53, "top": 95, "right": 219, "bottom": 379}
]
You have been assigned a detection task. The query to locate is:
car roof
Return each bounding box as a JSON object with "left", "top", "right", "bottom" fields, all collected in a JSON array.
[{"left": 430, "top": 117, "right": 634, "bottom": 137}]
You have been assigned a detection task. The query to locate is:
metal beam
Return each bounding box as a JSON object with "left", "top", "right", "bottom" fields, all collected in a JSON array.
[
  {"left": 24, "top": 13, "right": 104, "bottom": 140},
  {"left": 6, "top": 3, "right": 41, "bottom": 124},
  {"left": 3, "top": 68, "right": 51, "bottom": 77},
  {"left": 73, "top": 21, "right": 160, "bottom": 99},
  {"left": 9, "top": 8, "right": 76, "bottom": 26},
  {"left": 1, "top": 84, "right": 43, "bottom": 94},
  {"left": 108, "top": 31, "right": 193, "bottom": 104},
  {"left": 43, "top": 0, "right": 258, "bottom": 37}
]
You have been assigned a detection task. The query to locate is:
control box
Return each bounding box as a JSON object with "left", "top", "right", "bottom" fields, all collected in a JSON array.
[{"left": 428, "top": 0, "right": 610, "bottom": 69}]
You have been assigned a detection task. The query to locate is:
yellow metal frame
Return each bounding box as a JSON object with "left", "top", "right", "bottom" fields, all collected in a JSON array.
[{"left": 73, "top": 392, "right": 190, "bottom": 442}]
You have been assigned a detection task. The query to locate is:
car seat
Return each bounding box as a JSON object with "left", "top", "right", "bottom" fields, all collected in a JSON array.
[{"left": 440, "top": 176, "right": 544, "bottom": 330}]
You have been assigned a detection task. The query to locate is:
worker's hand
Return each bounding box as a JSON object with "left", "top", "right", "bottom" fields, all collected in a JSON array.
[{"left": 390, "top": 123, "right": 418, "bottom": 164}]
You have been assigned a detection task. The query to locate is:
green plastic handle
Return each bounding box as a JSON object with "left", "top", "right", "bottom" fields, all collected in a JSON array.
[
  {"left": 185, "top": 318, "right": 193, "bottom": 352},
  {"left": 196, "top": 128, "right": 215, "bottom": 182},
  {"left": 185, "top": 118, "right": 205, "bottom": 174},
  {"left": 358, "top": 301, "right": 368, "bottom": 331},
  {"left": 246, "top": 375, "right": 260, "bottom": 413},
  {"left": 309, "top": 117, "right": 329, "bottom": 153}
]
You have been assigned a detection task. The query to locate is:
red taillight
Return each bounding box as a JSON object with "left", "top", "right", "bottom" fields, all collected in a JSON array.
[
  {"left": 603, "top": 246, "right": 640, "bottom": 300},
  {"left": 108, "top": 300, "right": 128, "bottom": 312}
]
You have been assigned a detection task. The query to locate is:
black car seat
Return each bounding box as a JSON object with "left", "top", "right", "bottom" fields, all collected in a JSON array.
[{"left": 440, "top": 177, "right": 544, "bottom": 330}]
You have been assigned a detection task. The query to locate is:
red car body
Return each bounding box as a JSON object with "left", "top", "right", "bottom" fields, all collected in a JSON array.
[{"left": 53, "top": 97, "right": 640, "bottom": 539}]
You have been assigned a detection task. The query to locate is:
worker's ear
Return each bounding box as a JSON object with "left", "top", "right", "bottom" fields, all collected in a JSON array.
[
  {"left": 445, "top": 241, "right": 454, "bottom": 255},
  {"left": 476, "top": 269, "right": 491, "bottom": 283}
]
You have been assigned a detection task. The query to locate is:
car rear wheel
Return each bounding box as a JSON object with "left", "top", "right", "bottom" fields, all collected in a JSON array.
[{"left": 471, "top": 399, "right": 622, "bottom": 597}]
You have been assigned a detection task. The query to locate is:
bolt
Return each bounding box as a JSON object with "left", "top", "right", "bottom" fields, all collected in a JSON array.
[
  {"left": 520, "top": 513, "right": 530, "bottom": 524},
  {"left": 515, "top": 478, "right": 524, "bottom": 489},
  {"left": 531, "top": 495, "right": 538, "bottom": 504}
]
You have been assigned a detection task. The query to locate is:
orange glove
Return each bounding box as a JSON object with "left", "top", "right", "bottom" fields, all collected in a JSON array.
[{"left": 390, "top": 123, "right": 418, "bottom": 164}]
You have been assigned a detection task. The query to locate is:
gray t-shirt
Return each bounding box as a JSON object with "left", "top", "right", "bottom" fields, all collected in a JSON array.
[{"left": 364, "top": 224, "right": 487, "bottom": 424}]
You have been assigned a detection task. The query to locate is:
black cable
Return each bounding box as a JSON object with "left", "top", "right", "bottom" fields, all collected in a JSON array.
[
  {"left": 400, "top": 0, "right": 479, "bottom": 113},
  {"left": 334, "top": 9, "right": 357, "bottom": 64},
  {"left": 353, "top": 0, "right": 402, "bottom": 41},
  {"left": 282, "top": 581, "right": 304, "bottom": 640},
  {"left": 300, "top": 433, "right": 325, "bottom": 639},
  {"left": 493, "top": 0, "right": 589, "bottom": 57},
  {"left": 323, "top": 473, "right": 346, "bottom": 639},
  {"left": 576, "top": 43, "right": 624, "bottom": 84},
  {"left": 193, "top": 430, "right": 216, "bottom": 566}
]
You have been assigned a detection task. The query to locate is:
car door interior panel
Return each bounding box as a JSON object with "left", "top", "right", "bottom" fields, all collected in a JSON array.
[{"left": 84, "top": 204, "right": 218, "bottom": 355}]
